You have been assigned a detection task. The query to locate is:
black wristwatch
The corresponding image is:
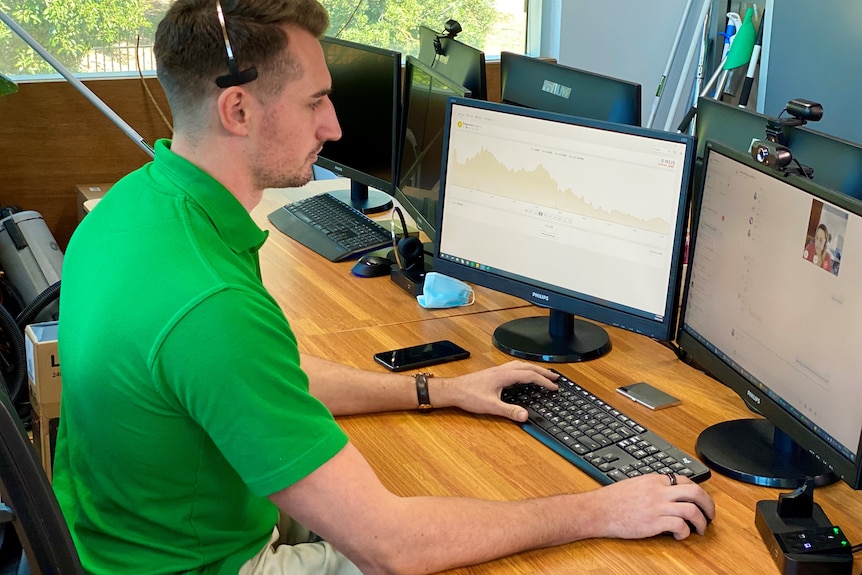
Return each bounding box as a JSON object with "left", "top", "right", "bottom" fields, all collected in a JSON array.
[{"left": 414, "top": 372, "right": 433, "bottom": 412}]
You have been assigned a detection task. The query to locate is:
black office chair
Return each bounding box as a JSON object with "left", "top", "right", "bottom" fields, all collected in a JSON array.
[{"left": 0, "top": 388, "right": 84, "bottom": 574}]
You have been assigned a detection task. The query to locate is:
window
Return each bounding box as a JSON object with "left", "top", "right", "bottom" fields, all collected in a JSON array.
[{"left": 0, "top": 0, "right": 531, "bottom": 78}]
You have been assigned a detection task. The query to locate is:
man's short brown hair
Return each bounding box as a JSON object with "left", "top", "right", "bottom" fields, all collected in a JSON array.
[{"left": 155, "top": 0, "right": 329, "bottom": 132}]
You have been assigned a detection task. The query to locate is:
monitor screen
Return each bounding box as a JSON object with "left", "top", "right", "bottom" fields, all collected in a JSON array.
[
  {"left": 695, "top": 98, "right": 862, "bottom": 200},
  {"left": 395, "top": 56, "right": 471, "bottom": 245},
  {"left": 678, "top": 140, "right": 862, "bottom": 489},
  {"left": 316, "top": 37, "right": 401, "bottom": 213},
  {"left": 417, "top": 26, "right": 487, "bottom": 101},
  {"left": 500, "top": 51, "right": 642, "bottom": 127},
  {"left": 434, "top": 98, "right": 694, "bottom": 362}
]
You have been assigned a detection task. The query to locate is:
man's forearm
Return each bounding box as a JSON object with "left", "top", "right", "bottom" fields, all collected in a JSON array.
[
  {"left": 302, "top": 353, "right": 457, "bottom": 415},
  {"left": 349, "top": 493, "right": 599, "bottom": 575}
]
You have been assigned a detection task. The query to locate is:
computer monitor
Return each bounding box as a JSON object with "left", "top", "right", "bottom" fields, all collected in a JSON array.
[
  {"left": 434, "top": 98, "right": 695, "bottom": 362},
  {"left": 316, "top": 37, "right": 401, "bottom": 214},
  {"left": 678, "top": 140, "right": 862, "bottom": 489},
  {"left": 695, "top": 98, "right": 862, "bottom": 200},
  {"left": 395, "top": 56, "right": 471, "bottom": 246},
  {"left": 417, "top": 25, "right": 487, "bottom": 101},
  {"left": 500, "top": 51, "right": 642, "bottom": 127}
]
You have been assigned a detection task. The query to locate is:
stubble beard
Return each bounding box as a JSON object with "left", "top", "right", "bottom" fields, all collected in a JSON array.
[{"left": 254, "top": 149, "right": 317, "bottom": 190}]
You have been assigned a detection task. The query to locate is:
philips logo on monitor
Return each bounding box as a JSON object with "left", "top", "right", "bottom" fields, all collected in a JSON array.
[
  {"left": 746, "top": 389, "right": 761, "bottom": 405},
  {"left": 531, "top": 291, "right": 550, "bottom": 302},
  {"left": 541, "top": 80, "right": 571, "bottom": 100}
]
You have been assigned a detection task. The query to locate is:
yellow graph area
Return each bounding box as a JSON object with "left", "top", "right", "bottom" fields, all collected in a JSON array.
[{"left": 449, "top": 148, "right": 671, "bottom": 235}]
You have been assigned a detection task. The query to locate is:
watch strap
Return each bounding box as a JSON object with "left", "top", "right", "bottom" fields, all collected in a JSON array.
[{"left": 414, "top": 372, "right": 433, "bottom": 412}]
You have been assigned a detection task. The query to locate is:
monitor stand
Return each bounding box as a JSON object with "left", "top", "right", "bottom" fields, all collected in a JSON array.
[
  {"left": 696, "top": 419, "right": 838, "bottom": 488},
  {"left": 493, "top": 309, "right": 612, "bottom": 363},
  {"left": 328, "top": 180, "right": 392, "bottom": 215}
]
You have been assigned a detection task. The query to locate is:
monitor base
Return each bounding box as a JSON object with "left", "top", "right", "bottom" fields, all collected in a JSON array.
[
  {"left": 492, "top": 314, "right": 611, "bottom": 363},
  {"left": 696, "top": 419, "right": 838, "bottom": 488},
  {"left": 328, "top": 187, "right": 393, "bottom": 215}
]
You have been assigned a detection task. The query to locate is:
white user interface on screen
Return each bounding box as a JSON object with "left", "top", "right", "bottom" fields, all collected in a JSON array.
[
  {"left": 684, "top": 149, "right": 862, "bottom": 460},
  {"left": 438, "top": 103, "right": 689, "bottom": 319}
]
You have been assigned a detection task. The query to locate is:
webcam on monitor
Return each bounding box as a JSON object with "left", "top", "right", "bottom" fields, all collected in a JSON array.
[
  {"left": 750, "top": 98, "right": 823, "bottom": 178},
  {"left": 434, "top": 19, "right": 463, "bottom": 55}
]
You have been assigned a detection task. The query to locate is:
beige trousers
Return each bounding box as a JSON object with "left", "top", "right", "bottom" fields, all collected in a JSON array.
[{"left": 238, "top": 515, "right": 363, "bottom": 575}]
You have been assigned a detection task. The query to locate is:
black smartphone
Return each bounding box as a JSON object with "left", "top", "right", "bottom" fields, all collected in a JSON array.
[{"left": 373, "top": 340, "right": 470, "bottom": 372}]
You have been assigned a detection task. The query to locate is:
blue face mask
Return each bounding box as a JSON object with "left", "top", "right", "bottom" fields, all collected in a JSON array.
[{"left": 417, "top": 272, "right": 475, "bottom": 309}]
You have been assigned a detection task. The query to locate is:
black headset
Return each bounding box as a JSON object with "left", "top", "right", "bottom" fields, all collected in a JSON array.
[
  {"left": 214, "top": 0, "right": 259, "bottom": 88},
  {"left": 390, "top": 207, "right": 425, "bottom": 273}
]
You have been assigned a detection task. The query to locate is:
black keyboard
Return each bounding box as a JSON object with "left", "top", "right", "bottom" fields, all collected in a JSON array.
[
  {"left": 267, "top": 193, "right": 392, "bottom": 262},
  {"left": 502, "top": 370, "right": 711, "bottom": 485}
]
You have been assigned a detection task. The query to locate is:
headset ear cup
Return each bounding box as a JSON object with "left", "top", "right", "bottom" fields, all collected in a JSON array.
[{"left": 397, "top": 236, "right": 424, "bottom": 272}]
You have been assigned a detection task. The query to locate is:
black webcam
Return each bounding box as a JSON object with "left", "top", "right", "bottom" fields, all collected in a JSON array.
[
  {"left": 442, "top": 19, "right": 462, "bottom": 39},
  {"left": 751, "top": 98, "right": 822, "bottom": 179},
  {"left": 766, "top": 98, "right": 824, "bottom": 144},
  {"left": 785, "top": 98, "right": 823, "bottom": 123},
  {"left": 751, "top": 139, "right": 793, "bottom": 170},
  {"left": 434, "top": 19, "right": 463, "bottom": 56}
]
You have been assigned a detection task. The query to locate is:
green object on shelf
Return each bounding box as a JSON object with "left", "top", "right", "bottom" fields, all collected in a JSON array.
[
  {"left": 0, "top": 73, "right": 17, "bottom": 97},
  {"left": 723, "top": 7, "right": 757, "bottom": 70}
]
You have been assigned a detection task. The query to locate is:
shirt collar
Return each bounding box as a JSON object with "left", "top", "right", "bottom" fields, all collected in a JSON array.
[{"left": 151, "top": 139, "right": 268, "bottom": 253}]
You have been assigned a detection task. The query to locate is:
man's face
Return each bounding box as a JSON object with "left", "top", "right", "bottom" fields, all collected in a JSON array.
[{"left": 249, "top": 25, "right": 341, "bottom": 190}]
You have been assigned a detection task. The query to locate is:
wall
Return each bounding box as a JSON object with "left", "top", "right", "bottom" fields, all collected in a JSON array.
[
  {"left": 547, "top": 0, "right": 715, "bottom": 131},
  {"left": 759, "top": 0, "right": 862, "bottom": 144},
  {"left": 0, "top": 77, "right": 172, "bottom": 250}
]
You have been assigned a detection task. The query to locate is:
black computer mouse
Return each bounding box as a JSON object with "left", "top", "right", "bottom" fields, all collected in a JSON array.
[{"left": 351, "top": 254, "right": 393, "bottom": 278}]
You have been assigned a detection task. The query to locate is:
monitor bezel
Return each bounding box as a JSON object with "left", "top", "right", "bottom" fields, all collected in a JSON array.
[
  {"left": 394, "top": 55, "right": 472, "bottom": 244},
  {"left": 500, "top": 51, "right": 642, "bottom": 127},
  {"left": 433, "top": 97, "right": 695, "bottom": 343},
  {"left": 677, "top": 139, "right": 862, "bottom": 489},
  {"left": 315, "top": 36, "right": 401, "bottom": 195}
]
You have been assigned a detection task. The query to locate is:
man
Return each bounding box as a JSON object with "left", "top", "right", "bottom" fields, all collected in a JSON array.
[{"left": 53, "top": 0, "right": 715, "bottom": 573}]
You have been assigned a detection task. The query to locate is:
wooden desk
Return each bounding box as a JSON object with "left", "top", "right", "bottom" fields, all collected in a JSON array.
[
  {"left": 297, "top": 307, "right": 862, "bottom": 574},
  {"left": 254, "top": 180, "right": 528, "bottom": 336}
]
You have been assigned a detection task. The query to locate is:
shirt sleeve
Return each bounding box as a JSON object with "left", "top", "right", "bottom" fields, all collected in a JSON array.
[{"left": 150, "top": 286, "right": 348, "bottom": 497}]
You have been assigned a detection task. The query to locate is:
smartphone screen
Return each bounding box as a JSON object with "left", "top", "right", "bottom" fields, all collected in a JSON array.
[
  {"left": 616, "top": 382, "right": 681, "bottom": 410},
  {"left": 373, "top": 340, "right": 470, "bottom": 372}
]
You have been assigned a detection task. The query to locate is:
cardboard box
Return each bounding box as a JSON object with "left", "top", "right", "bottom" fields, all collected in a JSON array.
[
  {"left": 29, "top": 393, "right": 60, "bottom": 483},
  {"left": 25, "top": 322, "right": 61, "bottom": 405},
  {"left": 75, "top": 183, "right": 111, "bottom": 220},
  {"left": 25, "top": 321, "right": 61, "bottom": 482}
]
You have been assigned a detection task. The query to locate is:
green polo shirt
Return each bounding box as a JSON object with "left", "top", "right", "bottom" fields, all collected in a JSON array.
[{"left": 53, "top": 139, "right": 348, "bottom": 574}]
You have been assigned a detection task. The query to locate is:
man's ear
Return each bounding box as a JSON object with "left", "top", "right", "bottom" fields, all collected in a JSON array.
[{"left": 216, "top": 87, "right": 252, "bottom": 136}]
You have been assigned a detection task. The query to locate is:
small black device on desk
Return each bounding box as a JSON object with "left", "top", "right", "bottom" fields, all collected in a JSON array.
[
  {"left": 755, "top": 479, "right": 853, "bottom": 575},
  {"left": 267, "top": 193, "right": 392, "bottom": 262},
  {"left": 501, "top": 369, "right": 711, "bottom": 485},
  {"left": 374, "top": 340, "right": 470, "bottom": 372}
]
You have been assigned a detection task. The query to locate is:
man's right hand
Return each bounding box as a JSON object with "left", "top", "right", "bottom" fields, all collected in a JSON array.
[{"left": 574, "top": 473, "right": 715, "bottom": 541}]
